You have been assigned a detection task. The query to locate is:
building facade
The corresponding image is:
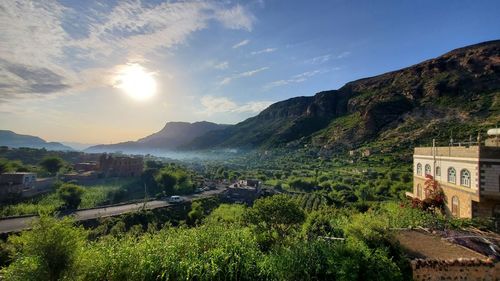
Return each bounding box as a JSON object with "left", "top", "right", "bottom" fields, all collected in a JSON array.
[
  {"left": 409, "top": 135, "right": 500, "bottom": 219},
  {"left": 98, "top": 154, "right": 144, "bottom": 177},
  {"left": 0, "top": 172, "right": 37, "bottom": 197}
]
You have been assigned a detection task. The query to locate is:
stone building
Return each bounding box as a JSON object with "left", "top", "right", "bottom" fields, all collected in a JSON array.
[
  {"left": 408, "top": 130, "right": 500, "bottom": 219},
  {"left": 0, "top": 172, "right": 36, "bottom": 195},
  {"left": 99, "top": 154, "right": 144, "bottom": 177}
]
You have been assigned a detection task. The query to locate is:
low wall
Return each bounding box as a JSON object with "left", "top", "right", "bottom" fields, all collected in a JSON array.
[{"left": 411, "top": 258, "right": 499, "bottom": 281}]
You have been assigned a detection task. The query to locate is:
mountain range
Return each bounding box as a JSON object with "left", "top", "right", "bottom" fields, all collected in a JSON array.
[
  {"left": 6, "top": 40, "right": 499, "bottom": 156},
  {"left": 86, "top": 121, "right": 229, "bottom": 153},
  {"left": 186, "top": 40, "right": 500, "bottom": 152},
  {"left": 0, "top": 130, "right": 73, "bottom": 151}
]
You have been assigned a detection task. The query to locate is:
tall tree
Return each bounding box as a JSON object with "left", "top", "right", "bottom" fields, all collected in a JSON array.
[{"left": 39, "top": 157, "right": 64, "bottom": 176}]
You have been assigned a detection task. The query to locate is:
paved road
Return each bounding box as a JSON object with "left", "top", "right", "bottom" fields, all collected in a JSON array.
[{"left": 0, "top": 187, "right": 226, "bottom": 234}]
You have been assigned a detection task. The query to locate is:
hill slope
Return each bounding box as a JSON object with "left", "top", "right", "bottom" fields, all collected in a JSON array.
[
  {"left": 0, "top": 130, "right": 73, "bottom": 151},
  {"left": 86, "top": 121, "right": 229, "bottom": 153},
  {"left": 188, "top": 40, "right": 500, "bottom": 152}
]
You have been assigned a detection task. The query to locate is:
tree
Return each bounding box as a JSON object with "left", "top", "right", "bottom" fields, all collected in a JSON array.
[
  {"left": 4, "top": 216, "right": 85, "bottom": 281},
  {"left": 39, "top": 157, "right": 64, "bottom": 176},
  {"left": 57, "top": 183, "right": 84, "bottom": 210},
  {"left": 422, "top": 175, "right": 445, "bottom": 212},
  {"left": 244, "top": 194, "right": 305, "bottom": 239},
  {"left": 155, "top": 170, "right": 177, "bottom": 195}
]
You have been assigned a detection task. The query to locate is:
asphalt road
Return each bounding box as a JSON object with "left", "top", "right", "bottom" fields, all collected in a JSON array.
[{"left": 0, "top": 187, "right": 226, "bottom": 234}]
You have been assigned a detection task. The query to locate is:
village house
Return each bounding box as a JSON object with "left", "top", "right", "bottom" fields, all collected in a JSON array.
[
  {"left": 0, "top": 172, "right": 36, "bottom": 195},
  {"left": 73, "top": 161, "right": 98, "bottom": 172},
  {"left": 98, "top": 153, "right": 144, "bottom": 177},
  {"left": 407, "top": 129, "right": 500, "bottom": 219}
]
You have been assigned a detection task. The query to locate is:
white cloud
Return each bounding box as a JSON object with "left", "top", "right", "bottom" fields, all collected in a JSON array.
[
  {"left": 219, "top": 67, "right": 269, "bottom": 85},
  {"left": 215, "top": 5, "right": 255, "bottom": 31},
  {"left": 251, "top": 48, "right": 277, "bottom": 55},
  {"left": 305, "top": 51, "right": 351, "bottom": 64},
  {"left": 200, "top": 95, "right": 273, "bottom": 115},
  {"left": 0, "top": 0, "right": 256, "bottom": 102},
  {"left": 214, "top": 61, "right": 229, "bottom": 70},
  {"left": 232, "top": 39, "right": 250, "bottom": 48},
  {"left": 264, "top": 69, "right": 327, "bottom": 90}
]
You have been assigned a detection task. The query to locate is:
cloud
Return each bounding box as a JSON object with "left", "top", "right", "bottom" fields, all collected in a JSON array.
[
  {"left": 305, "top": 51, "right": 351, "bottom": 64},
  {"left": 264, "top": 69, "right": 328, "bottom": 90},
  {"left": 0, "top": 0, "right": 256, "bottom": 102},
  {"left": 200, "top": 95, "right": 273, "bottom": 115},
  {"left": 0, "top": 59, "right": 70, "bottom": 99},
  {"left": 219, "top": 67, "right": 269, "bottom": 85},
  {"left": 215, "top": 5, "right": 255, "bottom": 31},
  {"left": 214, "top": 61, "right": 229, "bottom": 70},
  {"left": 251, "top": 48, "right": 277, "bottom": 55},
  {"left": 232, "top": 39, "right": 250, "bottom": 48}
]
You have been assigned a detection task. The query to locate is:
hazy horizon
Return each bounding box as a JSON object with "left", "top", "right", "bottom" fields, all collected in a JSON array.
[{"left": 1, "top": 0, "right": 499, "bottom": 144}]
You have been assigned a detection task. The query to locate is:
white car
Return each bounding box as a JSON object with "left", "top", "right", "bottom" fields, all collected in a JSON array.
[{"left": 168, "top": 195, "right": 184, "bottom": 203}]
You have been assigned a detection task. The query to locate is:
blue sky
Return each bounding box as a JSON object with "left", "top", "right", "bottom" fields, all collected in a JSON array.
[{"left": 0, "top": 0, "right": 499, "bottom": 143}]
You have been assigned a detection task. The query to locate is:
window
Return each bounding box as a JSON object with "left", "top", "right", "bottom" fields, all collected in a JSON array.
[
  {"left": 448, "top": 167, "right": 456, "bottom": 184},
  {"left": 451, "top": 196, "right": 459, "bottom": 217},
  {"left": 416, "top": 163, "right": 422, "bottom": 176},
  {"left": 493, "top": 204, "right": 500, "bottom": 218},
  {"left": 417, "top": 184, "right": 422, "bottom": 199},
  {"left": 435, "top": 166, "right": 441, "bottom": 176},
  {"left": 425, "top": 164, "right": 431, "bottom": 176},
  {"left": 460, "top": 169, "right": 471, "bottom": 187}
]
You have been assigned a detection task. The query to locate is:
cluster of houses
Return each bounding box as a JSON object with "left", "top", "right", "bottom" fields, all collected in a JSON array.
[{"left": 0, "top": 153, "right": 144, "bottom": 199}]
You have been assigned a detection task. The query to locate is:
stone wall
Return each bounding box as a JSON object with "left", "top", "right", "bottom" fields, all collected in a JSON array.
[{"left": 411, "top": 258, "right": 499, "bottom": 281}]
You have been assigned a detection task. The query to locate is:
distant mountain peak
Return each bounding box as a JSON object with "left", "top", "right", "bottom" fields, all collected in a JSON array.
[
  {"left": 0, "top": 130, "right": 74, "bottom": 151},
  {"left": 86, "top": 121, "right": 230, "bottom": 153}
]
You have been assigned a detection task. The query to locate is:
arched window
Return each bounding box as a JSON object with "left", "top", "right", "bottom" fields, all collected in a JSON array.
[
  {"left": 416, "top": 163, "right": 422, "bottom": 176},
  {"left": 448, "top": 167, "right": 456, "bottom": 184},
  {"left": 425, "top": 164, "right": 431, "bottom": 176},
  {"left": 451, "top": 196, "right": 459, "bottom": 217},
  {"left": 417, "top": 184, "right": 422, "bottom": 199},
  {"left": 460, "top": 169, "right": 471, "bottom": 187},
  {"left": 435, "top": 166, "right": 441, "bottom": 177}
]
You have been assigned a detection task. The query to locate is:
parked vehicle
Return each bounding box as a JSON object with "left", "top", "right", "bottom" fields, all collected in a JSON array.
[
  {"left": 195, "top": 188, "right": 203, "bottom": 193},
  {"left": 168, "top": 195, "right": 184, "bottom": 203}
]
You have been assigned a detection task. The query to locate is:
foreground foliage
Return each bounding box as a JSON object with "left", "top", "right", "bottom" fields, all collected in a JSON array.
[{"left": 0, "top": 196, "right": 454, "bottom": 281}]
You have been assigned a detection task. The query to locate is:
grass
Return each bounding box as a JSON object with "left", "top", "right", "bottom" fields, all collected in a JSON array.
[{"left": 0, "top": 179, "right": 132, "bottom": 217}]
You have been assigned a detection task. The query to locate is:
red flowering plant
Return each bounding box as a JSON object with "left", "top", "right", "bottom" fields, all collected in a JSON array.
[{"left": 421, "top": 174, "right": 445, "bottom": 213}]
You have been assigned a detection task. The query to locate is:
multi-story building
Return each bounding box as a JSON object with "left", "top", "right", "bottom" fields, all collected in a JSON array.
[
  {"left": 98, "top": 154, "right": 144, "bottom": 177},
  {"left": 408, "top": 129, "right": 500, "bottom": 219}
]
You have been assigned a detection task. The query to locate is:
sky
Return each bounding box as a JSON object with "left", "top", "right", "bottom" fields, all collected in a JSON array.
[{"left": 0, "top": 0, "right": 499, "bottom": 144}]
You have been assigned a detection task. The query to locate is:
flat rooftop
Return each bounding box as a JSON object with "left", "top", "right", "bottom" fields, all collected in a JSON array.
[{"left": 396, "top": 230, "right": 486, "bottom": 260}]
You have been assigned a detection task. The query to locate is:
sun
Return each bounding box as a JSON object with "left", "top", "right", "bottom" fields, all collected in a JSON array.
[{"left": 114, "top": 63, "right": 157, "bottom": 101}]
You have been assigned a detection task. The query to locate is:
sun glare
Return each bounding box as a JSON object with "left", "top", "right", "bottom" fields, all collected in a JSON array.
[{"left": 114, "top": 63, "right": 157, "bottom": 101}]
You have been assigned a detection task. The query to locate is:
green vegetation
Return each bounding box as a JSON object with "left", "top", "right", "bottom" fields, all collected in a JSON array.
[
  {"left": 0, "top": 180, "right": 130, "bottom": 217},
  {"left": 2, "top": 195, "right": 475, "bottom": 280},
  {"left": 39, "top": 157, "right": 64, "bottom": 176},
  {"left": 57, "top": 184, "right": 84, "bottom": 210}
]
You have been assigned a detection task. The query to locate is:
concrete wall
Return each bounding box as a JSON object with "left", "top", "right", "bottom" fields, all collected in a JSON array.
[{"left": 411, "top": 258, "right": 499, "bottom": 281}]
